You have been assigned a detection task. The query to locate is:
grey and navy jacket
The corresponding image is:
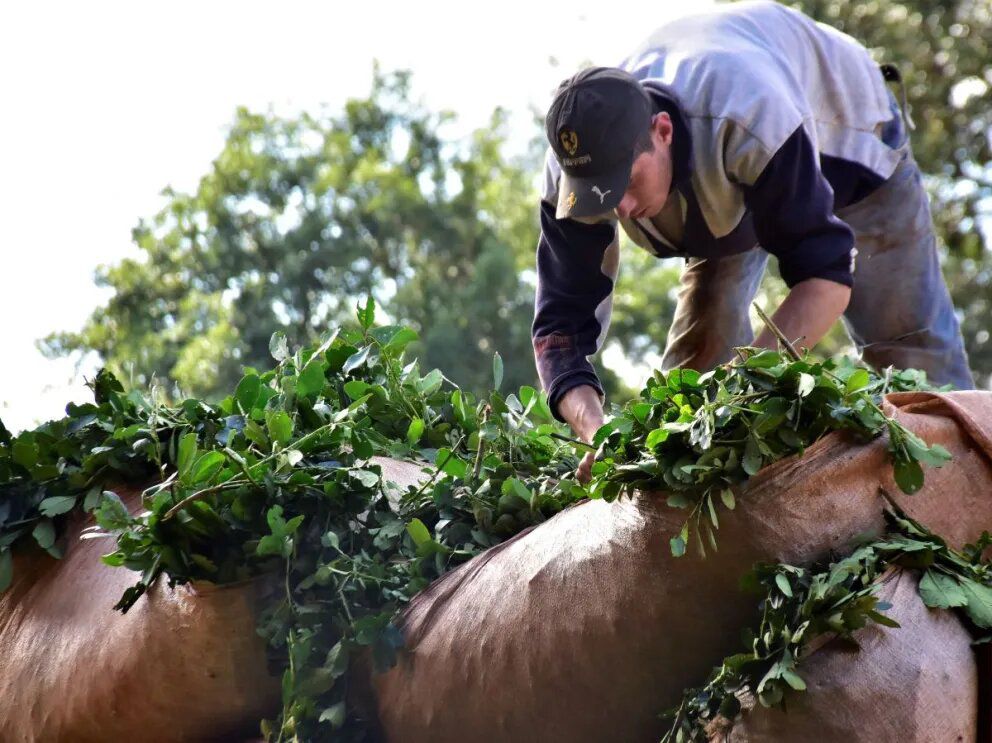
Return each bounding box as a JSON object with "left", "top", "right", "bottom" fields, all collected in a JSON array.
[{"left": 533, "top": 0, "right": 906, "bottom": 420}]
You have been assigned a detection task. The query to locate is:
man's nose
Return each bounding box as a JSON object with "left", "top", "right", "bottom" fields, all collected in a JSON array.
[{"left": 615, "top": 193, "right": 636, "bottom": 219}]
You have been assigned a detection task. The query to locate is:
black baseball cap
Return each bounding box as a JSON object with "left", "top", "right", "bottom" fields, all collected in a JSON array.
[{"left": 545, "top": 67, "right": 653, "bottom": 219}]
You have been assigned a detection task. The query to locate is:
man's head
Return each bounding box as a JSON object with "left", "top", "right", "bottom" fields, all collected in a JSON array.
[{"left": 546, "top": 67, "right": 675, "bottom": 221}]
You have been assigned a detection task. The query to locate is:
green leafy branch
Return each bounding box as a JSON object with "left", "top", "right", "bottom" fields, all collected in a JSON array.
[
  {"left": 662, "top": 506, "right": 992, "bottom": 742},
  {"left": 580, "top": 307, "right": 951, "bottom": 557}
]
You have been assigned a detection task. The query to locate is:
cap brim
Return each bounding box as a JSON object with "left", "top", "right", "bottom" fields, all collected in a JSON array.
[{"left": 555, "top": 154, "right": 633, "bottom": 220}]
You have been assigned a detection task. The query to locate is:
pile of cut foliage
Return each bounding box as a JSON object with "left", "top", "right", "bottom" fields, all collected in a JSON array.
[{"left": 0, "top": 299, "right": 954, "bottom": 740}]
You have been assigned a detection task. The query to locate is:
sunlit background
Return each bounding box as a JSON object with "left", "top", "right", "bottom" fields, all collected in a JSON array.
[{"left": 2, "top": 0, "right": 990, "bottom": 433}]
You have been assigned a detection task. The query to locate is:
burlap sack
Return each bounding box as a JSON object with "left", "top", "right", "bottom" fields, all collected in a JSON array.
[
  {"left": 0, "top": 456, "right": 427, "bottom": 742},
  {"left": 723, "top": 569, "right": 977, "bottom": 743},
  {"left": 0, "top": 485, "right": 279, "bottom": 742},
  {"left": 370, "top": 391, "right": 992, "bottom": 742}
]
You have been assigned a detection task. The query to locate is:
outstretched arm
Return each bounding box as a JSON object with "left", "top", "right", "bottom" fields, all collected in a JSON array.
[
  {"left": 556, "top": 384, "right": 606, "bottom": 483},
  {"left": 738, "top": 125, "right": 859, "bottom": 352},
  {"left": 754, "top": 277, "right": 851, "bottom": 351},
  {"left": 532, "top": 200, "right": 617, "bottom": 421}
]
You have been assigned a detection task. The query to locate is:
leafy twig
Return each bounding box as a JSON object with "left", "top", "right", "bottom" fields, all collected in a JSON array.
[{"left": 752, "top": 302, "right": 801, "bottom": 361}]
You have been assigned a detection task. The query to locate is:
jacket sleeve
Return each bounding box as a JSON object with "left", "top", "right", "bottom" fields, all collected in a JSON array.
[
  {"left": 736, "top": 125, "right": 857, "bottom": 288},
  {"left": 532, "top": 199, "right": 619, "bottom": 422}
]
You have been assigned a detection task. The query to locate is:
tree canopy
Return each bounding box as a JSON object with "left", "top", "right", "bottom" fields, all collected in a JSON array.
[{"left": 42, "top": 68, "right": 543, "bottom": 400}]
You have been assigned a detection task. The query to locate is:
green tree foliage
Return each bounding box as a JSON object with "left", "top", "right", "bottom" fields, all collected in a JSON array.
[
  {"left": 783, "top": 0, "right": 992, "bottom": 381},
  {"left": 41, "top": 67, "right": 541, "bottom": 400}
]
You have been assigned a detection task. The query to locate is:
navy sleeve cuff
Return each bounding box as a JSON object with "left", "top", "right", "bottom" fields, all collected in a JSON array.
[
  {"left": 779, "top": 245, "right": 856, "bottom": 288},
  {"left": 547, "top": 370, "right": 604, "bottom": 423}
]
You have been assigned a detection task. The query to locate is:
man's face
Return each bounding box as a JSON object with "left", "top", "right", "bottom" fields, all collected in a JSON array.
[{"left": 614, "top": 113, "right": 674, "bottom": 221}]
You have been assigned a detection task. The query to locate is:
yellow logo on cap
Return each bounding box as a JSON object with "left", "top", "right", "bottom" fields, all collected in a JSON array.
[
  {"left": 559, "top": 129, "right": 579, "bottom": 156},
  {"left": 566, "top": 192, "right": 577, "bottom": 212}
]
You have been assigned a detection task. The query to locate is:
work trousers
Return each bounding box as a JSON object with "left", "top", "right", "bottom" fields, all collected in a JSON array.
[{"left": 660, "top": 133, "right": 975, "bottom": 390}]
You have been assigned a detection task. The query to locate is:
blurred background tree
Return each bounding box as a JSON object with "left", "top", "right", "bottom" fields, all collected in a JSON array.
[
  {"left": 42, "top": 68, "right": 543, "bottom": 399},
  {"left": 42, "top": 0, "right": 992, "bottom": 404}
]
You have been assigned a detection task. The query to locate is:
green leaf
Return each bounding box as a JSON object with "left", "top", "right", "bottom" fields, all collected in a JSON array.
[
  {"left": 502, "top": 477, "right": 532, "bottom": 506},
  {"left": 256, "top": 534, "right": 285, "bottom": 557},
  {"left": 0, "top": 550, "right": 11, "bottom": 593},
  {"left": 720, "top": 488, "right": 736, "bottom": 510},
  {"left": 244, "top": 419, "right": 269, "bottom": 449},
  {"left": 322, "top": 531, "right": 340, "bottom": 550},
  {"left": 351, "top": 431, "right": 374, "bottom": 460},
  {"left": 707, "top": 494, "right": 719, "bottom": 528},
  {"left": 416, "top": 369, "right": 444, "bottom": 395},
  {"left": 269, "top": 331, "right": 290, "bottom": 362},
  {"left": 866, "top": 608, "right": 902, "bottom": 628},
  {"left": 743, "top": 435, "right": 763, "bottom": 476},
  {"left": 95, "top": 491, "right": 131, "bottom": 532},
  {"left": 435, "top": 448, "right": 468, "bottom": 479},
  {"left": 297, "top": 359, "right": 328, "bottom": 399},
  {"left": 357, "top": 296, "right": 376, "bottom": 330},
  {"left": 670, "top": 535, "right": 687, "bottom": 557},
  {"left": 319, "top": 701, "right": 346, "bottom": 728},
  {"left": 778, "top": 426, "right": 804, "bottom": 448},
  {"left": 11, "top": 438, "right": 38, "bottom": 469},
  {"left": 350, "top": 468, "right": 379, "bottom": 488},
  {"left": 343, "top": 347, "right": 371, "bottom": 374},
  {"left": 893, "top": 458, "right": 924, "bottom": 494},
  {"left": 775, "top": 573, "right": 793, "bottom": 598},
  {"left": 797, "top": 373, "right": 815, "bottom": 398},
  {"left": 266, "top": 411, "right": 294, "bottom": 446},
  {"left": 903, "top": 433, "right": 953, "bottom": 468},
  {"left": 177, "top": 432, "right": 198, "bottom": 477},
  {"left": 918, "top": 570, "right": 968, "bottom": 609},
  {"left": 83, "top": 487, "right": 102, "bottom": 512},
  {"left": 343, "top": 380, "right": 371, "bottom": 401},
  {"left": 646, "top": 428, "right": 670, "bottom": 449},
  {"left": 384, "top": 327, "right": 418, "bottom": 353},
  {"left": 960, "top": 579, "right": 992, "bottom": 629},
  {"left": 406, "top": 518, "right": 431, "bottom": 547},
  {"left": 235, "top": 374, "right": 262, "bottom": 412},
  {"left": 406, "top": 417, "right": 425, "bottom": 446},
  {"left": 284, "top": 515, "right": 304, "bottom": 535},
  {"left": 39, "top": 495, "right": 77, "bottom": 517},
  {"left": 630, "top": 403, "right": 653, "bottom": 425},
  {"left": 191, "top": 451, "right": 226, "bottom": 484},
  {"left": 33, "top": 519, "right": 56, "bottom": 550},
  {"left": 493, "top": 352, "right": 504, "bottom": 391},
  {"left": 781, "top": 668, "right": 807, "bottom": 691},
  {"left": 744, "top": 350, "right": 783, "bottom": 369},
  {"left": 845, "top": 369, "right": 870, "bottom": 394}
]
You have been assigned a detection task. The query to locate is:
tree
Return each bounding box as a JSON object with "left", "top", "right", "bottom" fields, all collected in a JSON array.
[{"left": 42, "top": 67, "right": 543, "bottom": 399}]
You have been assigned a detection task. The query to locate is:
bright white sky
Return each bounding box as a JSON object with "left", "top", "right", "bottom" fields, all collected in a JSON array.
[{"left": 0, "top": 0, "right": 709, "bottom": 433}]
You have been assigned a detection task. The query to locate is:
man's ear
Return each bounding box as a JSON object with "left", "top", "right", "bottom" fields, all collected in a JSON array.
[{"left": 652, "top": 111, "right": 674, "bottom": 147}]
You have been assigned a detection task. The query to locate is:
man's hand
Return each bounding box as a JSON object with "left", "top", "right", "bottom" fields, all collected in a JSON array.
[
  {"left": 753, "top": 278, "right": 851, "bottom": 352},
  {"left": 557, "top": 385, "right": 606, "bottom": 484}
]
